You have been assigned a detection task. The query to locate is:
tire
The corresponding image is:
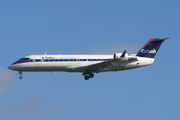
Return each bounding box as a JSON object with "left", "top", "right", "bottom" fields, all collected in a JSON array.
[
  {"left": 84, "top": 76, "right": 89, "bottom": 80},
  {"left": 89, "top": 73, "right": 94, "bottom": 78},
  {"left": 19, "top": 76, "right": 23, "bottom": 79}
]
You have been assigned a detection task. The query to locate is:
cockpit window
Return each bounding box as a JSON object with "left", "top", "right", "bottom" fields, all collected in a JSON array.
[{"left": 18, "top": 58, "right": 30, "bottom": 61}]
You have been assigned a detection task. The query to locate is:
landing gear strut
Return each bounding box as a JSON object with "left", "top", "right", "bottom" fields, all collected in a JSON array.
[
  {"left": 83, "top": 71, "right": 94, "bottom": 80},
  {"left": 19, "top": 71, "right": 23, "bottom": 79}
]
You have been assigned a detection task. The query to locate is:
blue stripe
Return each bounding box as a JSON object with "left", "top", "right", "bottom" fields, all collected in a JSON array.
[{"left": 13, "top": 59, "right": 112, "bottom": 64}]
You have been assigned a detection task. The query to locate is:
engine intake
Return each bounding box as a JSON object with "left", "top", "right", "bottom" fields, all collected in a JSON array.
[{"left": 114, "top": 53, "right": 128, "bottom": 61}]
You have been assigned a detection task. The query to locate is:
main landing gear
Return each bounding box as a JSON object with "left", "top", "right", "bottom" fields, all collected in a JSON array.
[
  {"left": 82, "top": 72, "right": 94, "bottom": 80},
  {"left": 19, "top": 71, "right": 23, "bottom": 79}
]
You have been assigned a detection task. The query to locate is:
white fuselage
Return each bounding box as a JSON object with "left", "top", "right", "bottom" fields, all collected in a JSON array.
[
  {"left": 8, "top": 54, "right": 155, "bottom": 73},
  {"left": 8, "top": 38, "right": 168, "bottom": 80}
]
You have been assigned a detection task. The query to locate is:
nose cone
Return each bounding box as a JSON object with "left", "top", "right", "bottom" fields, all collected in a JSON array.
[
  {"left": 8, "top": 64, "right": 17, "bottom": 70},
  {"left": 8, "top": 65, "right": 13, "bottom": 70}
]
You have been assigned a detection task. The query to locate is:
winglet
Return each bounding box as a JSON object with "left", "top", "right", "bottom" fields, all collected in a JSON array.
[{"left": 120, "top": 50, "right": 126, "bottom": 58}]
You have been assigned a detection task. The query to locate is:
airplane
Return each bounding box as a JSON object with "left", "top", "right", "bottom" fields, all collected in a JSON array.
[{"left": 8, "top": 38, "right": 169, "bottom": 80}]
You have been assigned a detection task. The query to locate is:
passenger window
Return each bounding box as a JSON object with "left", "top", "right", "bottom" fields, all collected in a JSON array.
[{"left": 45, "top": 59, "right": 49, "bottom": 62}]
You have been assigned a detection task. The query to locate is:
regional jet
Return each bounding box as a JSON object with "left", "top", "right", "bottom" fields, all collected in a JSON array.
[{"left": 8, "top": 38, "right": 169, "bottom": 80}]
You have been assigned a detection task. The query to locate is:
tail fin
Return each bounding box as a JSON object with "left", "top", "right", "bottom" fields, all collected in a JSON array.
[
  {"left": 136, "top": 38, "right": 170, "bottom": 58},
  {"left": 120, "top": 50, "right": 126, "bottom": 58}
]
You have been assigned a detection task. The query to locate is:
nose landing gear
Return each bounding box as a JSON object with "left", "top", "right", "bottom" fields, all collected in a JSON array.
[{"left": 19, "top": 71, "right": 23, "bottom": 79}]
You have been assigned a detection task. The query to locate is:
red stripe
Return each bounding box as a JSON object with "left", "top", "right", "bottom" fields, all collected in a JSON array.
[
  {"left": 141, "top": 38, "right": 156, "bottom": 49},
  {"left": 137, "top": 38, "right": 156, "bottom": 55},
  {"left": 122, "top": 50, "right": 126, "bottom": 54},
  {"left": 12, "top": 62, "right": 29, "bottom": 65}
]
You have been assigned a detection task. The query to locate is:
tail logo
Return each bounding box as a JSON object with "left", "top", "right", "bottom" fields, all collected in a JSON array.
[{"left": 141, "top": 48, "right": 157, "bottom": 53}]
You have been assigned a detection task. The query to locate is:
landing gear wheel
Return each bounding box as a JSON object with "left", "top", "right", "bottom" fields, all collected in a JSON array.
[
  {"left": 19, "top": 71, "right": 23, "bottom": 79},
  {"left": 84, "top": 75, "right": 89, "bottom": 80},
  {"left": 19, "top": 76, "right": 23, "bottom": 79},
  {"left": 89, "top": 73, "right": 94, "bottom": 78}
]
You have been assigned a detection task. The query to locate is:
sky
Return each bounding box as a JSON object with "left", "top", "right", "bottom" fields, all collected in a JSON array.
[{"left": 0, "top": 0, "right": 180, "bottom": 120}]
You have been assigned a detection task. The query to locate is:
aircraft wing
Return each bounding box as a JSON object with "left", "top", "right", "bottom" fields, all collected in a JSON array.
[
  {"left": 74, "top": 50, "right": 137, "bottom": 73},
  {"left": 74, "top": 58, "right": 117, "bottom": 73}
]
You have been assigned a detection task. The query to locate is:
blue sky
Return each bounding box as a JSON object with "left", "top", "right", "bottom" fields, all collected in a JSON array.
[{"left": 0, "top": 0, "right": 180, "bottom": 120}]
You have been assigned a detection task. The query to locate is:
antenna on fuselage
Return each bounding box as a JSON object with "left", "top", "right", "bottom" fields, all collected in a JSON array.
[{"left": 44, "top": 53, "right": 47, "bottom": 55}]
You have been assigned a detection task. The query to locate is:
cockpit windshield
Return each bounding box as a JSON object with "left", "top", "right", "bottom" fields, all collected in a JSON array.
[{"left": 18, "top": 58, "right": 30, "bottom": 61}]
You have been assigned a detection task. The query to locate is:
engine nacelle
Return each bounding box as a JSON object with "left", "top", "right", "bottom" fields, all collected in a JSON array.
[{"left": 113, "top": 53, "right": 128, "bottom": 61}]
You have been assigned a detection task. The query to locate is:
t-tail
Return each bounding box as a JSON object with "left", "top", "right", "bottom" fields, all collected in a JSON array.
[{"left": 136, "top": 38, "right": 170, "bottom": 58}]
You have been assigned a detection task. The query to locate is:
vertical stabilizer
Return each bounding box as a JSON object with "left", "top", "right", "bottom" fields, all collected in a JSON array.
[{"left": 136, "top": 38, "right": 170, "bottom": 58}]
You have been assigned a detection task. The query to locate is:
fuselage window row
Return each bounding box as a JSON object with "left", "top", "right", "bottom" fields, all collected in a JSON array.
[{"left": 27, "top": 59, "right": 106, "bottom": 62}]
